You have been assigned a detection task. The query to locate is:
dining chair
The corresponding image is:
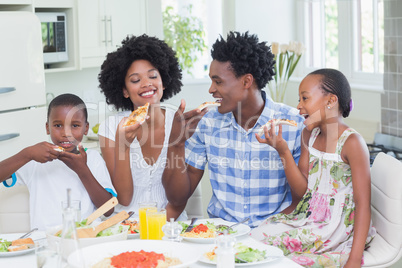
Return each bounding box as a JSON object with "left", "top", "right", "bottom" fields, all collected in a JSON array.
[
  {"left": 363, "top": 152, "right": 402, "bottom": 267},
  {"left": 0, "top": 184, "right": 31, "bottom": 233},
  {"left": 184, "top": 184, "right": 204, "bottom": 220}
]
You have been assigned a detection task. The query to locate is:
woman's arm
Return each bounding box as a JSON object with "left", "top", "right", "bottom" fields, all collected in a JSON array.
[
  {"left": 342, "top": 134, "right": 372, "bottom": 268},
  {"left": 165, "top": 202, "right": 187, "bottom": 220}
]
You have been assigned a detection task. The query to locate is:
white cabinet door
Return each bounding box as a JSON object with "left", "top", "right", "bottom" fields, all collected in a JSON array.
[
  {"left": 78, "top": 0, "right": 147, "bottom": 68},
  {"left": 0, "top": 12, "right": 46, "bottom": 112},
  {"left": 0, "top": 107, "right": 48, "bottom": 162}
]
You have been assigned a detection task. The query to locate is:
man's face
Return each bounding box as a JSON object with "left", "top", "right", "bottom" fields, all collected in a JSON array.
[
  {"left": 46, "top": 105, "right": 89, "bottom": 153},
  {"left": 208, "top": 60, "right": 248, "bottom": 114}
]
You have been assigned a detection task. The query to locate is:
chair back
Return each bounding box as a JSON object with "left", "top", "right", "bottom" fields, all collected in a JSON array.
[
  {"left": 185, "top": 184, "right": 204, "bottom": 219},
  {"left": 0, "top": 184, "right": 30, "bottom": 233},
  {"left": 363, "top": 152, "right": 402, "bottom": 267}
]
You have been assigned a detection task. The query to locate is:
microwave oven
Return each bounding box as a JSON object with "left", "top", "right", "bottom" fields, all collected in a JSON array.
[{"left": 36, "top": 12, "right": 68, "bottom": 64}]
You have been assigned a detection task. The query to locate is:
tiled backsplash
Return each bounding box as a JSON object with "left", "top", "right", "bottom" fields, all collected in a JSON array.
[{"left": 382, "top": 0, "right": 402, "bottom": 137}]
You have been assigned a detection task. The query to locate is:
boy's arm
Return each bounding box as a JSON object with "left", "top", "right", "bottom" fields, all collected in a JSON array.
[
  {"left": 58, "top": 145, "right": 114, "bottom": 216},
  {"left": 0, "top": 142, "right": 60, "bottom": 182}
]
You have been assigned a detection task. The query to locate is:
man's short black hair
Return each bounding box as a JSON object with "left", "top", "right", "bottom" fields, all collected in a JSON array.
[{"left": 211, "top": 31, "right": 275, "bottom": 89}]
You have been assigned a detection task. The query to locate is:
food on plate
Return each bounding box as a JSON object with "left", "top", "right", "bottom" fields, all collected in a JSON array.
[
  {"left": 121, "top": 220, "right": 139, "bottom": 234},
  {"left": 0, "top": 237, "right": 34, "bottom": 252},
  {"left": 204, "top": 242, "right": 267, "bottom": 263},
  {"left": 197, "top": 101, "right": 221, "bottom": 111},
  {"left": 178, "top": 221, "right": 237, "bottom": 238},
  {"left": 123, "top": 103, "right": 150, "bottom": 127},
  {"left": 257, "top": 119, "right": 297, "bottom": 136},
  {"left": 92, "top": 250, "right": 182, "bottom": 268}
]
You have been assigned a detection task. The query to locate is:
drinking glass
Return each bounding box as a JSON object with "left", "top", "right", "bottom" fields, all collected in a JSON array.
[
  {"left": 35, "top": 238, "right": 61, "bottom": 268},
  {"left": 139, "top": 202, "right": 157, "bottom": 239},
  {"left": 61, "top": 200, "right": 81, "bottom": 222},
  {"left": 147, "top": 208, "right": 167, "bottom": 240}
]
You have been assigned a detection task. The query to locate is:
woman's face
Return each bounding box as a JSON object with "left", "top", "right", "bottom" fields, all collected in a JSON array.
[{"left": 123, "top": 59, "right": 164, "bottom": 109}]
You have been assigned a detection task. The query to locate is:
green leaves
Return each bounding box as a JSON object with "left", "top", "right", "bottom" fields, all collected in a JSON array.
[
  {"left": 267, "top": 41, "right": 305, "bottom": 102},
  {"left": 163, "top": 5, "right": 207, "bottom": 75}
]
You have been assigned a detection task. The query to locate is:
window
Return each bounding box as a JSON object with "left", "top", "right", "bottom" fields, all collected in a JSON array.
[
  {"left": 161, "top": 0, "right": 223, "bottom": 80},
  {"left": 301, "top": 0, "right": 384, "bottom": 89}
]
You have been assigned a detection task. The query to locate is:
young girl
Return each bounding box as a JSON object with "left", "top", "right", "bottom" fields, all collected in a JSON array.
[
  {"left": 251, "top": 69, "right": 376, "bottom": 267},
  {"left": 98, "top": 34, "right": 187, "bottom": 220}
]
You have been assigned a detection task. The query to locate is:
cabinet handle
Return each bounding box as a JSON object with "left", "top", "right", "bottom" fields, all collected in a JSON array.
[
  {"left": 0, "top": 133, "right": 20, "bottom": 142},
  {"left": 108, "top": 16, "right": 113, "bottom": 45},
  {"left": 101, "top": 16, "right": 107, "bottom": 44},
  {"left": 0, "top": 87, "right": 16, "bottom": 94}
]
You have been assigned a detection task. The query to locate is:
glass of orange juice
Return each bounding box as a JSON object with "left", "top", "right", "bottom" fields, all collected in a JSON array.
[
  {"left": 139, "top": 202, "right": 157, "bottom": 240},
  {"left": 147, "top": 208, "right": 167, "bottom": 240}
]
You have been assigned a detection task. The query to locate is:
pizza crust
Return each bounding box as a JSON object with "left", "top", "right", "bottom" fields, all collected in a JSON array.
[
  {"left": 257, "top": 119, "right": 297, "bottom": 136},
  {"left": 123, "top": 103, "right": 150, "bottom": 127},
  {"left": 197, "top": 101, "right": 221, "bottom": 111}
]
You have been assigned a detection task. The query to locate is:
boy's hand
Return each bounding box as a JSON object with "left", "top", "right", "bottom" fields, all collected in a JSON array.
[
  {"left": 169, "top": 99, "right": 207, "bottom": 147},
  {"left": 255, "top": 124, "right": 289, "bottom": 154},
  {"left": 58, "top": 144, "right": 87, "bottom": 172},
  {"left": 26, "top": 142, "right": 60, "bottom": 163}
]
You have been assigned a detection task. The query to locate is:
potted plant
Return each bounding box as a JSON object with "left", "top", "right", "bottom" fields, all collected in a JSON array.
[{"left": 163, "top": 5, "right": 207, "bottom": 76}]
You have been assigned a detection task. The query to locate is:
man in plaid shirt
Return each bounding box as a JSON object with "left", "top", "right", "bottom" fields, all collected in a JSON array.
[{"left": 163, "top": 31, "right": 304, "bottom": 228}]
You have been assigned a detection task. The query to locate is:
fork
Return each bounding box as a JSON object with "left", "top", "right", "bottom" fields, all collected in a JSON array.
[{"left": 216, "top": 218, "right": 250, "bottom": 234}]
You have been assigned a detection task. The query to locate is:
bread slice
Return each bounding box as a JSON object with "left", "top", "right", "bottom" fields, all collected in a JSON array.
[
  {"left": 11, "top": 237, "right": 34, "bottom": 246},
  {"left": 123, "top": 103, "right": 150, "bottom": 127},
  {"left": 257, "top": 119, "right": 297, "bottom": 136},
  {"left": 197, "top": 101, "right": 221, "bottom": 111}
]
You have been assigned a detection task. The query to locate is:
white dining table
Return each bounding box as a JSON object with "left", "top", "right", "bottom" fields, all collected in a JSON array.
[{"left": 0, "top": 231, "right": 303, "bottom": 268}]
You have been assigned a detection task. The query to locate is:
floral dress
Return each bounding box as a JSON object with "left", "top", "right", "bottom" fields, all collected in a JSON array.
[{"left": 250, "top": 128, "right": 376, "bottom": 267}]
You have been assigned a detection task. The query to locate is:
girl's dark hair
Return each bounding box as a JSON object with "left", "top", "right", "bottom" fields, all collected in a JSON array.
[
  {"left": 211, "top": 31, "right": 275, "bottom": 90},
  {"left": 98, "top": 34, "right": 183, "bottom": 111},
  {"left": 309, "top": 68, "right": 352, "bottom": 118},
  {"left": 47, "top": 93, "right": 88, "bottom": 122}
]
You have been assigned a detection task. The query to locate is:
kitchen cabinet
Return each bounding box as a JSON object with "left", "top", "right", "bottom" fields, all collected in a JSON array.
[
  {"left": 0, "top": 12, "right": 48, "bottom": 162},
  {"left": 77, "top": 0, "right": 147, "bottom": 68}
]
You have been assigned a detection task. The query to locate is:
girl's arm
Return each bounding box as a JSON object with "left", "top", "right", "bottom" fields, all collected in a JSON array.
[
  {"left": 256, "top": 126, "right": 310, "bottom": 198},
  {"left": 342, "top": 134, "right": 372, "bottom": 268}
]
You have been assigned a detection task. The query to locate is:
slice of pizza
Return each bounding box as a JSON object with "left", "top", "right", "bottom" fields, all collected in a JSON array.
[
  {"left": 197, "top": 101, "right": 221, "bottom": 111},
  {"left": 257, "top": 119, "right": 297, "bottom": 136},
  {"left": 54, "top": 146, "right": 65, "bottom": 152},
  {"left": 123, "top": 103, "right": 150, "bottom": 127}
]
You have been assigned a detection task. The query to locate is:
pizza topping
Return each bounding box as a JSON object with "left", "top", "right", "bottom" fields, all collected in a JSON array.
[
  {"left": 257, "top": 119, "right": 297, "bottom": 136},
  {"left": 54, "top": 146, "right": 65, "bottom": 152},
  {"left": 123, "top": 103, "right": 150, "bottom": 127},
  {"left": 197, "top": 100, "right": 221, "bottom": 111}
]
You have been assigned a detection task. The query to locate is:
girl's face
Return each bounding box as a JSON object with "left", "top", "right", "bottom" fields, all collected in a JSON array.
[
  {"left": 297, "top": 74, "right": 332, "bottom": 131},
  {"left": 123, "top": 59, "right": 164, "bottom": 109},
  {"left": 46, "top": 105, "right": 89, "bottom": 153}
]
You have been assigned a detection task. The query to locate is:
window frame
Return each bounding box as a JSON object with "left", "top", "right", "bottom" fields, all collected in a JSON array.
[{"left": 297, "top": 0, "right": 384, "bottom": 92}]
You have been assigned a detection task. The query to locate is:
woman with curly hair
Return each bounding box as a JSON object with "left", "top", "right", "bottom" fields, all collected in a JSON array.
[
  {"left": 98, "top": 34, "right": 186, "bottom": 220},
  {"left": 162, "top": 31, "right": 304, "bottom": 227}
]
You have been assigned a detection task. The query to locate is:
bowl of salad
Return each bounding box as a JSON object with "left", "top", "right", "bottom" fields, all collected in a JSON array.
[{"left": 46, "top": 221, "right": 129, "bottom": 259}]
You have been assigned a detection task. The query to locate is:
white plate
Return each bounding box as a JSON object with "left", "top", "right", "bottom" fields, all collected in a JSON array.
[
  {"left": 68, "top": 239, "right": 201, "bottom": 268},
  {"left": 0, "top": 232, "right": 43, "bottom": 257},
  {"left": 127, "top": 233, "right": 140, "bottom": 239},
  {"left": 199, "top": 239, "right": 284, "bottom": 266},
  {"left": 180, "top": 218, "right": 251, "bottom": 244}
]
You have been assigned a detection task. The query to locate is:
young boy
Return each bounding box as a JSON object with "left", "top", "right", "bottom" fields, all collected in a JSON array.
[{"left": 0, "top": 93, "right": 116, "bottom": 230}]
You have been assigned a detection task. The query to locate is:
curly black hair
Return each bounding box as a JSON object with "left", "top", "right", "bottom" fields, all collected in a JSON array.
[
  {"left": 98, "top": 34, "right": 183, "bottom": 111},
  {"left": 309, "top": 68, "right": 352, "bottom": 118},
  {"left": 211, "top": 31, "right": 275, "bottom": 90}
]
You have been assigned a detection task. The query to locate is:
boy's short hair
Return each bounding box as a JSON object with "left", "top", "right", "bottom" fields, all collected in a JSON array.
[
  {"left": 211, "top": 31, "right": 276, "bottom": 90},
  {"left": 47, "top": 93, "right": 88, "bottom": 122}
]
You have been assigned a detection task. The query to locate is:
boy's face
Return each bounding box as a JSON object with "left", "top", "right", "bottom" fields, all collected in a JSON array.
[
  {"left": 208, "top": 60, "right": 248, "bottom": 114},
  {"left": 46, "top": 105, "right": 89, "bottom": 153}
]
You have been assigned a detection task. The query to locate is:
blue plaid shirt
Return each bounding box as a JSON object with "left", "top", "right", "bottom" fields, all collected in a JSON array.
[{"left": 185, "top": 94, "right": 304, "bottom": 227}]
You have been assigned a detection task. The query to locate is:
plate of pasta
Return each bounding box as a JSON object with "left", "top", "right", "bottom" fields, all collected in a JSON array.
[
  {"left": 120, "top": 219, "right": 140, "bottom": 239},
  {"left": 68, "top": 240, "right": 200, "bottom": 268},
  {"left": 178, "top": 218, "right": 251, "bottom": 244}
]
